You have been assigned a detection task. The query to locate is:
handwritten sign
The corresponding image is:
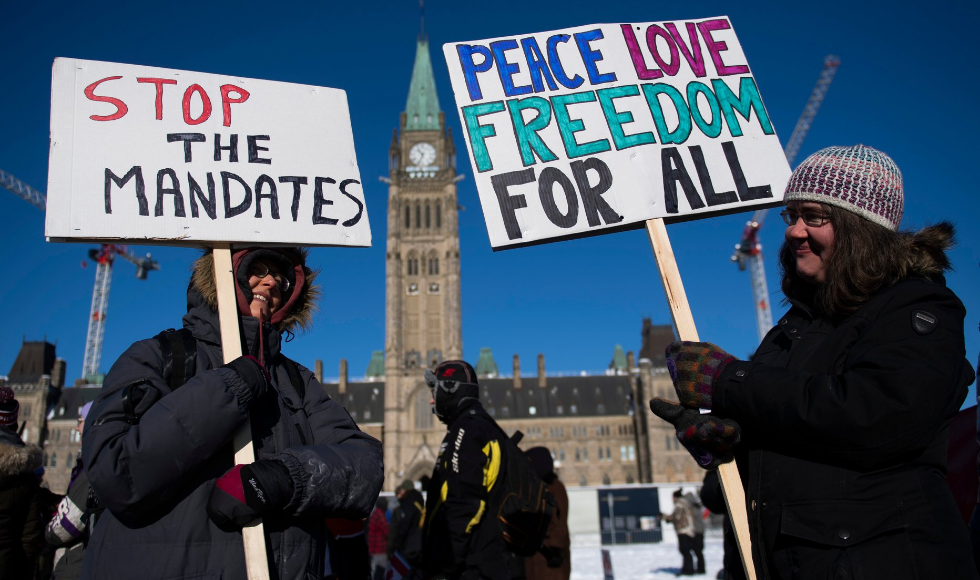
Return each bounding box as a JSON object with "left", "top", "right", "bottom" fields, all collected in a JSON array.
[
  {"left": 443, "top": 17, "right": 790, "bottom": 248},
  {"left": 46, "top": 58, "right": 370, "bottom": 248}
]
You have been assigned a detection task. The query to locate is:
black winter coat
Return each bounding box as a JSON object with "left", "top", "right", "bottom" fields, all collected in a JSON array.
[
  {"left": 713, "top": 277, "right": 976, "bottom": 580},
  {"left": 0, "top": 426, "right": 43, "bottom": 579},
  {"left": 81, "top": 287, "right": 384, "bottom": 580},
  {"left": 422, "top": 400, "right": 513, "bottom": 580},
  {"left": 390, "top": 489, "right": 424, "bottom": 564}
]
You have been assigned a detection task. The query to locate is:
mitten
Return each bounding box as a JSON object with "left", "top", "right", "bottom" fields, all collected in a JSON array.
[
  {"left": 221, "top": 355, "right": 270, "bottom": 402},
  {"left": 650, "top": 398, "right": 740, "bottom": 469},
  {"left": 665, "top": 341, "right": 736, "bottom": 410},
  {"left": 207, "top": 460, "right": 294, "bottom": 527}
]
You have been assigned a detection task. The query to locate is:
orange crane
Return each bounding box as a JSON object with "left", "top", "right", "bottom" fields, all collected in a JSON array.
[
  {"left": 731, "top": 55, "right": 840, "bottom": 342},
  {"left": 0, "top": 169, "right": 159, "bottom": 381}
]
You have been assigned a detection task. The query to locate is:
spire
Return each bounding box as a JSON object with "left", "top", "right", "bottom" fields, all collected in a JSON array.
[
  {"left": 365, "top": 350, "right": 385, "bottom": 380},
  {"left": 404, "top": 36, "right": 442, "bottom": 132},
  {"left": 475, "top": 347, "right": 498, "bottom": 378}
]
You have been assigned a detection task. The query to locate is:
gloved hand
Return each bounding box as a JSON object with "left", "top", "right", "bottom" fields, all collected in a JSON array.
[
  {"left": 650, "top": 398, "right": 740, "bottom": 469},
  {"left": 221, "top": 355, "right": 270, "bottom": 401},
  {"left": 665, "top": 341, "right": 737, "bottom": 410},
  {"left": 207, "top": 460, "right": 294, "bottom": 527},
  {"left": 540, "top": 546, "right": 563, "bottom": 568}
]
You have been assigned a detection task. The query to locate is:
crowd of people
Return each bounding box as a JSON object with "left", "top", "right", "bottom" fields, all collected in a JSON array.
[{"left": 0, "top": 143, "right": 977, "bottom": 580}]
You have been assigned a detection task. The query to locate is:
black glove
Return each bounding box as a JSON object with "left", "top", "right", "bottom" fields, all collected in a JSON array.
[
  {"left": 207, "top": 460, "right": 294, "bottom": 527},
  {"left": 650, "top": 398, "right": 740, "bottom": 469},
  {"left": 221, "top": 355, "right": 269, "bottom": 402},
  {"left": 541, "top": 546, "right": 563, "bottom": 568}
]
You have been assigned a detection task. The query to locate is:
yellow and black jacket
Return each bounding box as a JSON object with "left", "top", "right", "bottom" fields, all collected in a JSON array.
[{"left": 421, "top": 399, "right": 512, "bottom": 580}]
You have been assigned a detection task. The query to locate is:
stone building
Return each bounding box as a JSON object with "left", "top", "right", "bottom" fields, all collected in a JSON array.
[{"left": 320, "top": 34, "right": 700, "bottom": 489}]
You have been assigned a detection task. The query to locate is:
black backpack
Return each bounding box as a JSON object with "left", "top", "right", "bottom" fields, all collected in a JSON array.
[{"left": 487, "top": 428, "right": 556, "bottom": 557}]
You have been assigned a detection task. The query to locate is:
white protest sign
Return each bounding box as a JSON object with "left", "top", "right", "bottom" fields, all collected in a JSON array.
[
  {"left": 443, "top": 17, "right": 790, "bottom": 248},
  {"left": 46, "top": 58, "right": 370, "bottom": 247}
]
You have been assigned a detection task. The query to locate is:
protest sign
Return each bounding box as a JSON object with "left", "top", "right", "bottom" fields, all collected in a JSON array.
[
  {"left": 443, "top": 17, "right": 789, "bottom": 248},
  {"left": 46, "top": 58, "right": 369, "bottom": 247},
  {"left": 46, "top": 58, "right": 371, "bottom": 580}
]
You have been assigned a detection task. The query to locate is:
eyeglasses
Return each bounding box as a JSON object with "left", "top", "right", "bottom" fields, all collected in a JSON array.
[
  {"left": 780, "top": 209, "right": 831, "bottom": 227},
  {"left": 248, "top": 261, "right": 290, "bottom": 293}
]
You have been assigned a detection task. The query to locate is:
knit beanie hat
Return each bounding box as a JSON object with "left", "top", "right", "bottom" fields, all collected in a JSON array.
[
  {"left": 0, "top": 387, "right": 19, "bottom": 427},
  {"left": 784, "top": 144, "right": 903, "bottom": 231}
]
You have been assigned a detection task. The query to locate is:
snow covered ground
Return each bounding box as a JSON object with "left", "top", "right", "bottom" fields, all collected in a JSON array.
[{"left": 569, "top": 531, "right": 725, "bottom": 580}]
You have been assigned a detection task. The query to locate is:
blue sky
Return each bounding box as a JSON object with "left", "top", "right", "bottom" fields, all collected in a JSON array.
[{"left": 1, "top": 0, "right": 977, "bottom": 405}]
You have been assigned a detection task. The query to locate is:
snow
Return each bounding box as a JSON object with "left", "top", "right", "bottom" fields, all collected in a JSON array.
[{"left": 570, "top": 530, "right": 725, "bottom": 580}]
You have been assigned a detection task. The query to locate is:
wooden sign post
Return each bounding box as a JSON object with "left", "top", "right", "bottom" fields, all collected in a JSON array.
[
  {"left": 646, "top": 218, "right": 755, "bottom": 579},
  {"left": 46, "top": 58, "right": 371, "bottom": 580},
  {"left": 442, "top": 17, "right": 793, "bottom": 579}
]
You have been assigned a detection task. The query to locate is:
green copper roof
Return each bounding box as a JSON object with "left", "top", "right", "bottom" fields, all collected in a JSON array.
[
  {"left": 475, "top": 347, "right": 499, "bottom": 377},
  {"left": 404, "top": 38, "right": 441, "bottom": 132},
  {"left": 365, "top": 350, "right": 385, "bottom": 378},
  {"left": 610, "top": 344, "right": 627, "bottom": 371}
]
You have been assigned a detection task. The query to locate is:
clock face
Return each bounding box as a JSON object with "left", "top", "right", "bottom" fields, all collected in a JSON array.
[{"left": 409, "top": 142, "right": 437, "bottom": 167}]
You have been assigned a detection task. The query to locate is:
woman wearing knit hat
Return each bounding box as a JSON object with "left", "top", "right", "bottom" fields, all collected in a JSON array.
[
  {"left": 651, "top": 145, "right": 976, "bottom": 579},
  {"left": 80, "top": 247, "right": 384, "bottom": 580},
  {"left": 0, "top": 386, "right": 44, "bottom": 578}
]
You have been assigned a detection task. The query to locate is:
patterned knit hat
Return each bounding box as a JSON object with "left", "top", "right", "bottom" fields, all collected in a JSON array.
[
  {"left": 784, "top": 145, "right": 903, "bottom": 231},
  {"left": 0, "top": 386, "right": 19, "bottom": 427}
]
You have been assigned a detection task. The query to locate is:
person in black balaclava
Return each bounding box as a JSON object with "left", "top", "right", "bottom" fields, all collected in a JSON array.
[{"left": 420, "top": 361, "right": 514, "bottom": 580}]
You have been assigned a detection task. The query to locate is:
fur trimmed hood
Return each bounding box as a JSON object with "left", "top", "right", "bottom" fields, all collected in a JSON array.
[
  {"left": 190, "top": 247, "right": 320, "bottom": 334},
  {"left": 0, "top": 433, "right": 42, "bottom": 480},
  {"left": 900, "top": 221, "right": 954, "bottom": 280}
]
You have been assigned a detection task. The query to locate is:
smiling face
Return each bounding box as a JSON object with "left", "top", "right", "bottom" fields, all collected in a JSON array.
[
  {"left": 784, "top": 201, "right": 836, "bottom": 285},
  {"left": 248, "top": 260, "right": 284, "bottom": 321}
]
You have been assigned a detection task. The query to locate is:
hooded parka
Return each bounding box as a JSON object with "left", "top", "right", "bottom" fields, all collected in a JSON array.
[
  {"left": 712, "top": 229, "right": 976, "bottom": 580},
  {"left": 0, "top": 426, "right": 43, "bottom": 578},
  {"left": 81, "top": 248, "right": 384, "bottom": 580}
]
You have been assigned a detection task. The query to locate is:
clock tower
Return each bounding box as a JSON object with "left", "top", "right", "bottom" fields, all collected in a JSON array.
[{"left": 383, "top": 33, "right": 462, "bottom": 486}]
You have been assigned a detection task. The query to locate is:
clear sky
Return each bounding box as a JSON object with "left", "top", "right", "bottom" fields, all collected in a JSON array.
[{"left": 1, "top": 0, "right": 977, "bottom": 405}]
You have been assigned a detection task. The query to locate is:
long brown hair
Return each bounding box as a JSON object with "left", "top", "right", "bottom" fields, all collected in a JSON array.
[{"left": 779, "top": 205, "right": 955, "bottom": 320}]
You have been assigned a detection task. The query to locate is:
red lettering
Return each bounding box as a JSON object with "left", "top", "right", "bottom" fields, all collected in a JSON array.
[
  {"left": 646, "top": 25, "right": 679, "bottom": 76},
  {"left": 136, "top": 78, "right": 178, "bottom": 120},
  {"left": 220, "top": 85, "right": 250, "bottom": 127},
  {"left": 84, "top": 76, "right": 128, "bottom": 121},
  {"left": 620, "top": 24, "right": 663, "bottom": 80},
  {"left": 182, "top": 84, "right": 212, "bottom": 125}
]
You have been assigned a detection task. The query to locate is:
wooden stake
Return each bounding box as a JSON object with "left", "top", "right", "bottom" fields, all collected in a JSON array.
[
  {"left": 213, "top": 243, "right": 271, "bottom": 580},
  {"left": 645, "top": 218, "right": 757, "bottom": 580}
]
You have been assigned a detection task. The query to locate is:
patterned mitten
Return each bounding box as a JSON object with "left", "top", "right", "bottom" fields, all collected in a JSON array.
[
  {"left": 650, "top": 398, "right": 740, "bottom": 469},
  {"left": 665, "top": 341, "right": 737, "bottom": 410}
]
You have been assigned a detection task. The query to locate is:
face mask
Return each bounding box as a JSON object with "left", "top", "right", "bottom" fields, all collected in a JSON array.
[{"left": 425, "top": 369, "right": 476, "bottom": 422}]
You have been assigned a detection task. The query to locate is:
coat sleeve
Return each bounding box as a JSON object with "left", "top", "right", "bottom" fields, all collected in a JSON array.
[
  {"left": 272, "top": 366, "right": 384, "bottom": 520},
  {"left": 714, "top": 283, "right": 975, "bottom": 469},
  {"left": 82, "top": 338, "right": 256, "bottom": 525}
]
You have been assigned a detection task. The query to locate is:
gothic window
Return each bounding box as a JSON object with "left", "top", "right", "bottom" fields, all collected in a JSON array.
[
  {"left": 67, "top": 453, "right": 73, "bottom": 467},
  {"left": 621, "top": 445, "right": 627, "bottom": 460},
  {"left": 575, "top": 448, "right": 580, "bottom": 462},
  {"left": 425, "top": 203, "right": 431, "bottom": 228},
  {"left": 428, "top": 257, "right": 439, "bottom": 276},
  {"left": 628, "top": 445, "right": 635, "bottom": 460},
  {"left": 51, "top": 453, "right": 57, "bottom": 468},
  {"left": 436, "top": 202, "right": 442, "bottom": 229},
  {"left": 559, "top": 448, "right": 565, "bottom": 461},
  {"left": 583, "top": 447, "right": 588, "bottom": 461},
  {"left": 606, "top": 446, "right": 611, "bottom": 461},
  {"left": 415, "top": 203, "right": 421, "bottom": 228},
  {"left": 598, "top": 447, "right": 604, "bottom": 460}
]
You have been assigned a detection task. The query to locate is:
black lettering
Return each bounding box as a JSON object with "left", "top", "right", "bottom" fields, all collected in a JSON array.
[
  {"left": 279, "top": 176, "right": 307, "bottom": 222},
  {"left": 312, "top": 177, "right": 338, "bottom": 225},
  {"left": 570, "top": 157, "right": 621, "bottom": 226},
  {"left": 213, "top": 134, "right": 239, "bottom": 162},
  {"left": 188, "top": 172, "right": 217, "bottom": 219},
  {"left": 248, "top": 135, "right": 272, "bottom": 164},
  {"left": 155, "top": 169, "right": 186, "bottom": 217},
  {"left": 537, "top": 167, "right": 578, "bottom": 228},
  {"left": 104, "top": 166, "right": 146, "bottom": 216},
  {"left": 689, "top": 145, "right": 737, "bottom": 206},
  {"left": 722, "top": 141, "right": 772, "bottom": 201},
  {"left": 661, "top": 148, "right": 704, "bottom": 213},
  {"left": 167, "top": 133, "right": 205, "bottom": 163},
  {"left": 254, "top": 175, "right": 280, "bottom": 219},
  {"left": 339, "top": 179, "right": 363, "bottom": 227},
  {"left": 221, "top": 171, "right": 252, "bottom": 218},
  {"left": 491, "top": 168, "right": 535, "bottom": 240}
]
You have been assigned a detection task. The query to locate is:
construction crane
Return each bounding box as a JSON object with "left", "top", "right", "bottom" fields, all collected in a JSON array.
[
  {"left": 0, "top": 169, "right": 159, "bottom": 381},
  {"left": 731, "top": 55, "right": 840, "bottom": 342}
]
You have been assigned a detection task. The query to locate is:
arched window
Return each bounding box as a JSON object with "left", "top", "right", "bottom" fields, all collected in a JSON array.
[
  {"left": 414, "top": 388, "right": 433, "bottom": 430},
  {"left": 436, "top": 202, "right": 442, "bottom": 229},
  {"left": 425, "top": 203, "right": 431, "bottom": 228},
  {"left": 51, "top": 453, "right": 57, "bottom": 468},
  {"left": 67, "top": 453, "right": 73, "bottom": 467},
  {"left": 405, "top": 205, "right": 411, "bottom": 229},
  {"left": 415, "top": 203, "right": 421, "bottom": 228},
  {"left": 429, "top": 257, "right": 439, "bottom": 276},
  {"left": 43, "top": 453, "right": 48, "bottom": 467}
]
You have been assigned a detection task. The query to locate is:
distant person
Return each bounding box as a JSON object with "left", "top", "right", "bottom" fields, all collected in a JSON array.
[
  {"left": 0, "top": 386, "right": 43, "bottom": 578},
  {"left": 367, "top": 497, "right": 390, "bottom": 580},
  {"left": 661, "top": 489, "right": 698, "bottom": 576},
  {"left": 523, "top": 447, "right": 569, "bottom": 580},
  {"left": 651, "top": 145, "right": 977, "bottom": 578},
  {"left": 388, "top": 480, "right": 424, "bottom": 574},
  {"left": 82, "top": 247, "right": 384, "bottom": 580},
  {"left": 420, "top": 360, "right": 516, "bottom": 580},
  {"left": 47, "top": 401, "right": 96, "bottom": 580}
]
